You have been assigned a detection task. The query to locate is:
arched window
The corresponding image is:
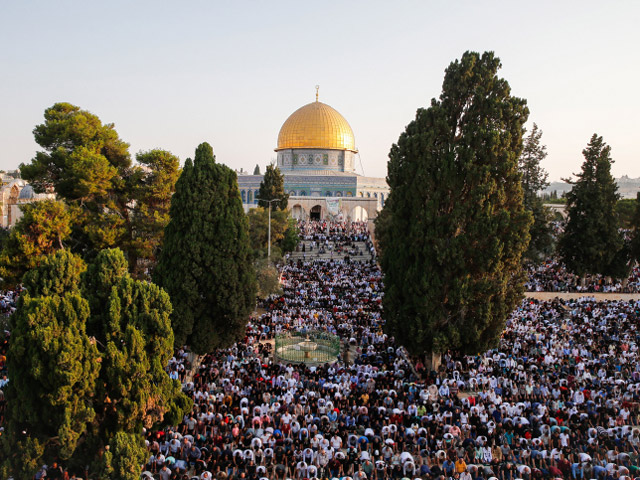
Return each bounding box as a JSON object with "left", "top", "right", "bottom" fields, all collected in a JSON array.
[
  {"left": 381, "top": 193, "right": 385, "bottom": 206},
  {"left": 248, "top": 190, "right": 253, "bottom": 203},
  {"left": 254, "top": 190, "right": 259, "bottom": 204},
  {"left": 374, "top": 192, "right": 378, "bottom": 198},
  {"left": 367, "top": 192, "right": 371, "bottom": 198},
  {"left": 241, "top": 190, "right": 246, "bottom": 203},
  {"left": 299, "top": 190, "right": 306, "bottom": 196},
  {"left": 335, "top": 191, "right": 342, "bottom": 197},
  {"left": 325, "top": 191, "right": 332, "bottom": 197}
]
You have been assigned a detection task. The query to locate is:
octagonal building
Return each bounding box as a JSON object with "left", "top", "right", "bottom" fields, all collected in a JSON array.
[{"left": 238, "top": 91, "right": 389, "bottom": 221}]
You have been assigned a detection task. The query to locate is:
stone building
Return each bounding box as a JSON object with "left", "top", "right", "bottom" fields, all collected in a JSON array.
[
  {"left": 0, "top": 176, "right": 55, "bottom": 228},
  {"left": 237, "top": 91, "right": 389, "bottom": 221}
]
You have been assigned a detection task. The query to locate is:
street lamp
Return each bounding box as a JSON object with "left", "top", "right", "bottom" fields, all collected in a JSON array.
[{"left": 256, "top": 198, "right": 280, "bottom": 260}]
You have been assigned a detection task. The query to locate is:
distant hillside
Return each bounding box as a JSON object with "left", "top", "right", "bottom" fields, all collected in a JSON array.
[{"left": 542, "top": 175, "right": 640, "bottom": 199}]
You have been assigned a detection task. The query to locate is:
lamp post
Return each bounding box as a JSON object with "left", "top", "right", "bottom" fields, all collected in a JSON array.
[{"left": 257, "top": 198, "right": 280, "bottom": 260}]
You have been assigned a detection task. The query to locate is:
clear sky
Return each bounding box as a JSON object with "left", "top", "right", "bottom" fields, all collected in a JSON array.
[{"left": 1, "top": 1, "right": 638, "bottom": 182}]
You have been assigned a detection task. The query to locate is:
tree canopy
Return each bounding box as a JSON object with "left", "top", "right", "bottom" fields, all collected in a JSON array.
[
  {"left": 519, "top": 123, "right": 553, "bottom": 261},
  {"left": 18, "top": 103, "right": 180, "bottom": 276},
  {"left": 257, "top": 164, "right": 288, "bottom": 210},
  {"left": 1, "top": 249, "right": 191, "bottom": 479},
  {"left": 558, "top": 134, "right": 625, "bottom": 278},
  {"left": 155, "top": 142, "right": 256, "bottom": 354},
  {"left": 376, "top": 51, "right": 531, "bottom": 356},
  {"left": 0, "top": 199, "right": 73, "bottom": 288}
]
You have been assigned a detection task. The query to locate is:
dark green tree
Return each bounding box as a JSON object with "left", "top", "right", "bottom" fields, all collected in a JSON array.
[
  {"left": 280, "top": 218, "right": 300, "bottom": 254},
  {"left": 1, "top": 249, "right": 191, "bottom": 478},
  {"left": 558, "top": 134, "right": 625, "bottom": 277},
  {"left": 155, "top": 142, "right": 256, "bottom": 353},
  {"left": 615, "top": 198, "right": 637, "bottom": 228},
  {"left": 257, "top": 164, "right": 288, "bottom": 210},
  {"left": 519, "top": 123, "right": 553, "bottom": 261},
  {"left": 253, "top": 164, "right": 261, "bottom": 175},
  {"left": 376, "top": 51, "right": 531, "bottom": 357},
  {"left": 631, "top": 193, "right": 640, "bottom": 264}
]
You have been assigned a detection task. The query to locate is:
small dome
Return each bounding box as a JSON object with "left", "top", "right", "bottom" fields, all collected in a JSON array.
[
  {"left": 18, "top": 185, "right": 35, "bottom": 200},
  {"left": 276, "top": 100, "right": 356, "bottom": 152}
]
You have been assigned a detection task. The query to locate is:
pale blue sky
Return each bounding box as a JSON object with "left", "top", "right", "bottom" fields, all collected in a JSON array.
[{"left": 1, "top": 1, "right": 638, "bottom": 181}]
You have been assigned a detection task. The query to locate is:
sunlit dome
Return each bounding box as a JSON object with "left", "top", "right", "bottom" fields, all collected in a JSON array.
[{"left": 276, "top": 97, "right": 357, "bottom": 152}]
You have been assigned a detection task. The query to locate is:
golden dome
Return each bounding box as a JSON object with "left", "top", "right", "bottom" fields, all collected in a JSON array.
[{"left": 276, "top": 100, "right": 357, "bottom": 152}]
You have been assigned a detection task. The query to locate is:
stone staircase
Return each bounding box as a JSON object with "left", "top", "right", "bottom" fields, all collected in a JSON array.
[{"left": 288, "top": 240, "right": 374, "bottom": 262}]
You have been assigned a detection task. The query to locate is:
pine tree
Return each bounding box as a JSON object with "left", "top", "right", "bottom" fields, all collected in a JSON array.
[
  {"left": 0, "top": 199, "right": 73, "bottom": 288},
  {"left": 376, "top": 51, "right": 531, "bottom": 357},
  {"left": 253, "top": 164, "right": 261, "bottom": 175},
  {"left": 258, "top": 164, "right": 288, "bottom": 210},
  {"left": 155, "top": 142, "right": 256, "bottom": 353},
  {"left": 558, "top": 134, "right": 625, "bottom": 277},
  {"left": 18, "top": 104, "right": 181, "bottom": 275},
  {"left": 519, "top": 124, "right": 553, "bottom": 261}
]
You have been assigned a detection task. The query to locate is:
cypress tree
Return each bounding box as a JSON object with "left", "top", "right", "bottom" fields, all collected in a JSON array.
[
  {"left": 258, "top": 164, "right": 289, "bottom": 210},
  {"left": 631, "top": 193, "right": 640, "bottom": 265},
  {"left": 155, "top": 142, "right": 256, "bottom": 353},
  {"left": 377, "top": 51, "right": 531, "bottom": 357},
  {"left": 558, "top": 134, "right": 625, "bottom": 277}
]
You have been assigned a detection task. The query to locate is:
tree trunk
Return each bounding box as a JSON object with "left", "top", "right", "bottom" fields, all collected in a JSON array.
[{"left": 425, "top": 352, "right": 442, "bottom": 372}]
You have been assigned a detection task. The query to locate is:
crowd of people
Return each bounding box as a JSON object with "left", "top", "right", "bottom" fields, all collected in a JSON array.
[
  {"left": 142, "top": 223, "right": 640, "bottom": 480},
  {"left": 1, "top": 221, "right": 640, "bottom": 480},
  {"left": 524, "top": 259, "right": 640, "bottom": 293}
]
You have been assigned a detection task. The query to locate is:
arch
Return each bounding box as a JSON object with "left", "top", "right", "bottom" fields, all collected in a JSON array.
[
  {"left": 350, "top": 205, "right": 368, "bottom": 222},
  {"left": 381, "top": 193, "right": 385, "bottom": 206},
  {"left": 335, "top": 191, "right": 342, "bottom": 197},
  {"left": 241, "top": 190, "right": 246, "bottom": 203},
  {"left": 254, "top": 190, "right": 259, "bottom": 204},
  {"left": 291, "top": 204, "right": 306, "bottom": 220},
  {"left": 325, "top": 191, "right": 333, "bottom": 197},
  {"left": 366, "top": 192, "right": 371, "bottom": 198},
  {"left": 310, "top": 204, "right": 322, "bottom": 221},
  {"left": 299, "top": 190, "right": 307, "bottom": 196},
  {"left": 247, "top": 190, "right": 253, "bottom": 203},
  {"left": 346, "top": 191, "right": 353, "bottom": 197},
  {"left": 289, "top": 190, "right": 296, "bottom": 196}
]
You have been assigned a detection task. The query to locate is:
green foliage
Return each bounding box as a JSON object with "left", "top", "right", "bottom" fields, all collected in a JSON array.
[
  {"left": 247, "top": 206, "right": 289, "bottom": 259},
  {"left": 0, "top": 200, "right": 73, "bottom": 288},
  {"left": 21, "top": 103, "right": 131, "bottom": 257},
  {"left": 255, "top": 258, "right": 282, "bottom": 298},
  {"left": 616, "top": 198, "right": 637, "bottom": 228},
  {"left": 22, "top": 249, "right": 86, "bottom": 297},
  {"left": 18, "top": 104, "right": 180, "bottom": 275},
  {"left": 129, "top": 150, "right": 181, "bottom": 276},
  {"left": 155, "top": 142, "right": 256, "bottom": 354},
  {"left": 1, "top": 248, "right": 191, "bottom": 478},
  {"left": 558, "top": 134, "right": 625, "bottom": 277},
  {"left": 377, "top": 51, "right": 531, "bottom": 356},
  {"left": 630, "top": 193, "right": 640, "bottom": 265},
  {"left": 258, "top": 164, "right": 289, "bottom": 210},
  {"left": 519, "top": 124, "right": 553, "bottom": 261},
  {"left": 107, "top": 432, "right": 147, "bottom": 480},
  {"left": 280, "top": 218, "right": 300, "bottom": 254},
  {"left": 2, "top": 254, "right": 100, "bottom": 473}
]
